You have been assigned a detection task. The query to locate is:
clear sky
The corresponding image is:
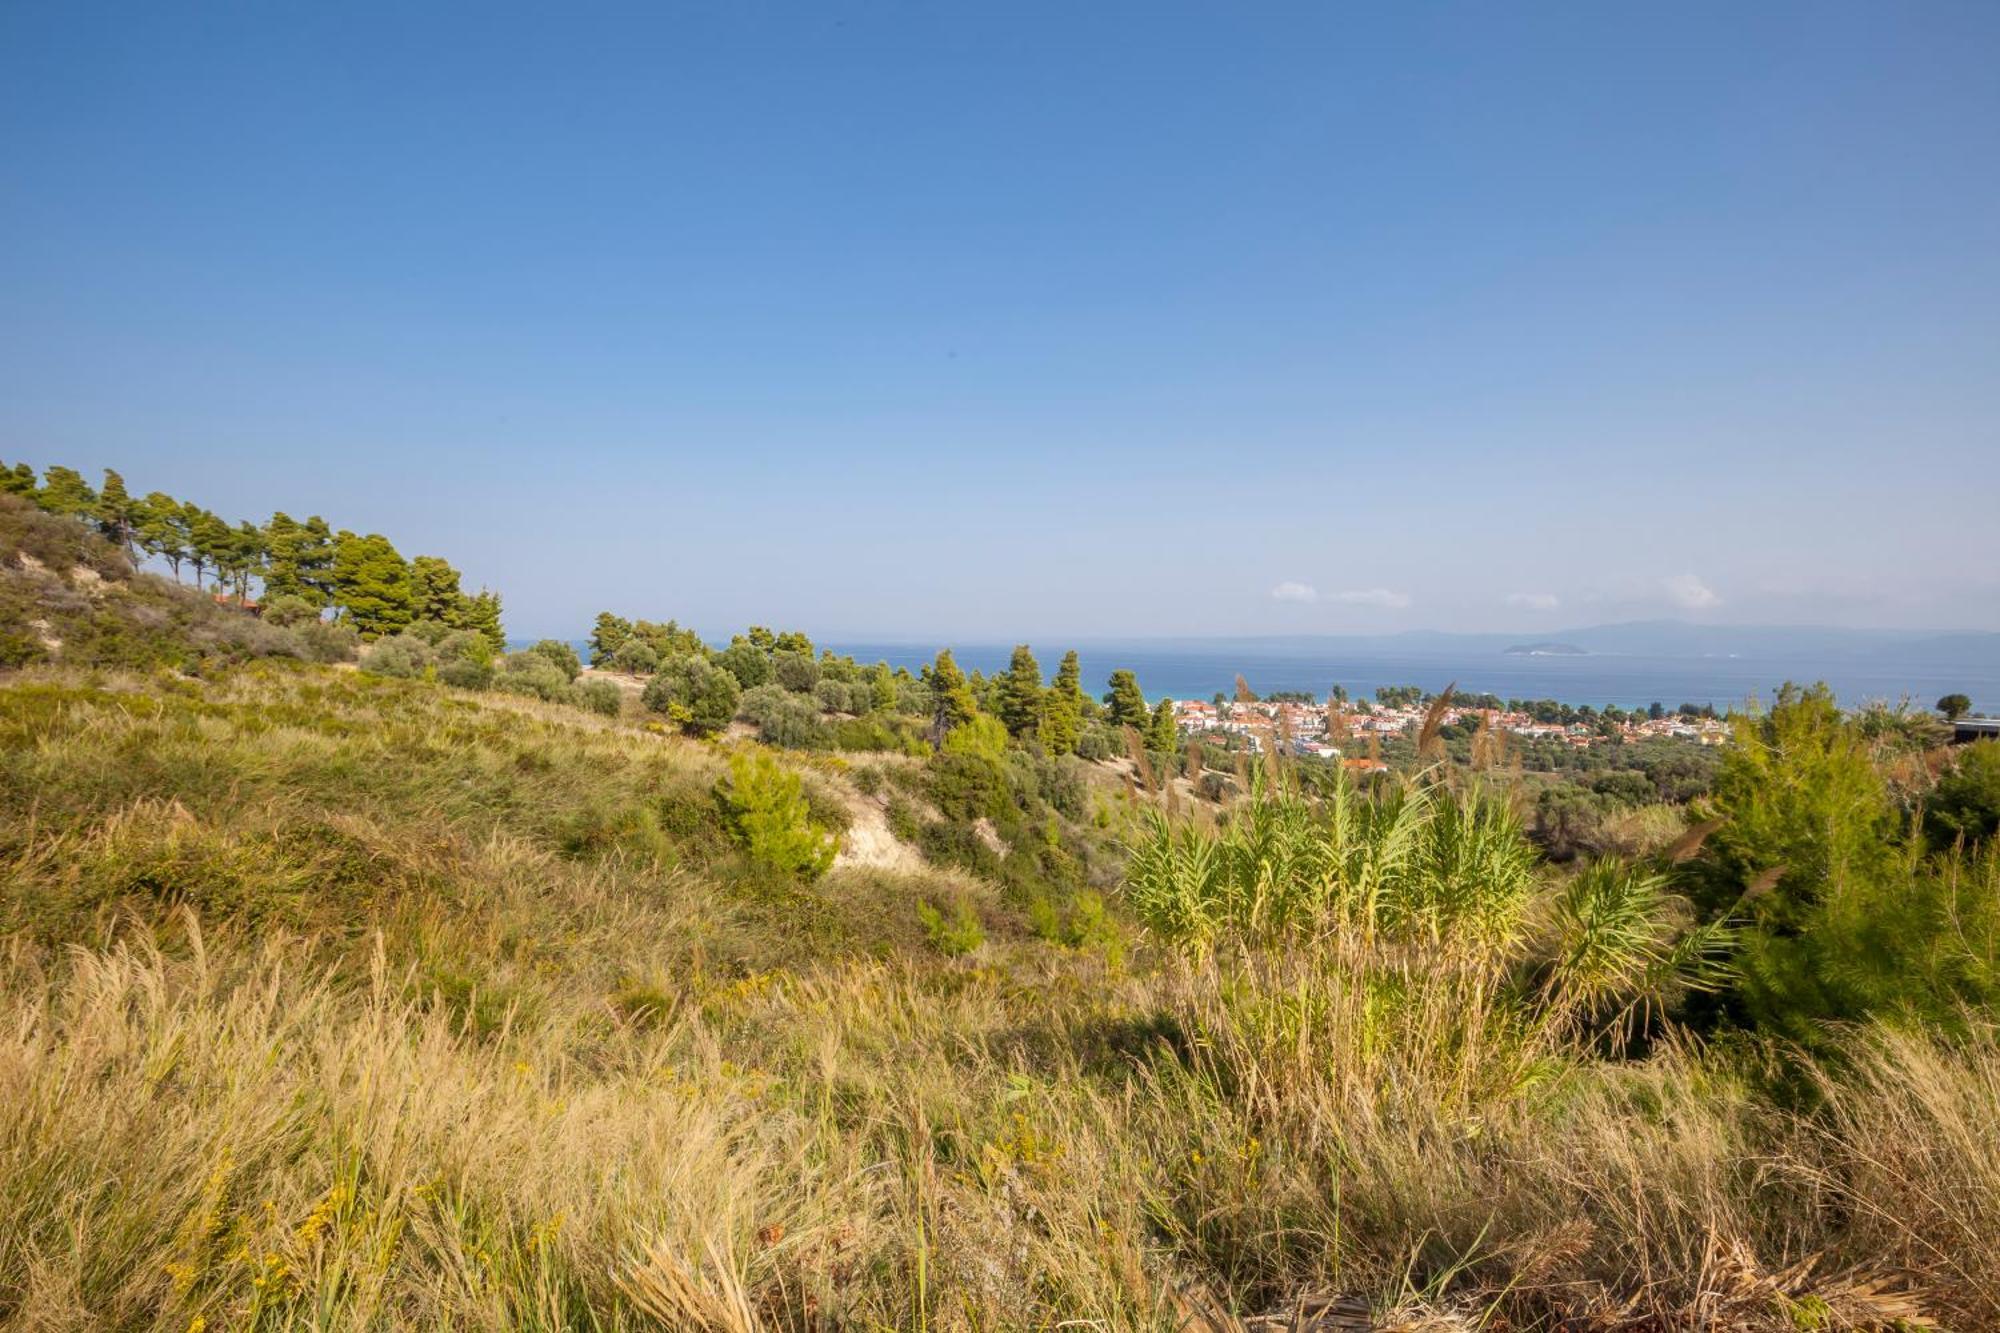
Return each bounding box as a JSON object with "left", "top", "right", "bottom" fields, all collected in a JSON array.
[{"left": 4, "top": 3, "right": 1996, "bottom": 640}]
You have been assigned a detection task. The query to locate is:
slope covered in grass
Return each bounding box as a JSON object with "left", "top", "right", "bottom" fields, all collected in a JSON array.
[{"left": 2, "top": 663, "right": 1997, "bottom": 1329}]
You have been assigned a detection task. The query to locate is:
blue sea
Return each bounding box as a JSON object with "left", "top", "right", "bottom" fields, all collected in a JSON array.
[{"left": 538, "top": 636, "right": 2000, "bottom": 713}]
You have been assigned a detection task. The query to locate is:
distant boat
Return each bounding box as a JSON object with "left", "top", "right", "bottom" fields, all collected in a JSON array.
[{"left": 1503, "top": 642, "right": 1587, "bottom": 657}]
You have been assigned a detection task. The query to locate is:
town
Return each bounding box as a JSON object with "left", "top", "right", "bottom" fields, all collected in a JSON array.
[{"left": 1173, "top": 690, "right": 1730, "bottom": 759}]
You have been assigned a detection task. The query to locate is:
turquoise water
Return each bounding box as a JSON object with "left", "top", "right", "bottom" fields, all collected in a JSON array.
[{"left": 538, "top": 636, "right": 1998, "bottom": 712}]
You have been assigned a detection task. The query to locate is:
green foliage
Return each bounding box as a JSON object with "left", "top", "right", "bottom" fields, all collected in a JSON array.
[
  {"left": 642, "top": 653, "right": 741, "bottom": 737},
  {"left": 1928, "top": 742, "right": 2000, "bottom": 849},
  {"left": 1695, "top": 683, "right": 2000, "bottom": 1037},
  {"left": 574, "top": 679, "right": 624, "bottom": 717},
  {"left": 589, "top": 611, "right": 633, "bottom": 665},
  {"left": 737, "top": 682, "right": 826, "bottom": 749},
  {"left": 358, "top": 633, "right": 435, "bottom": 680},
  {"left": 1125, "top": 777, "right": 1540, "bottom": 955},
  {"left": 609, "top": 639, "right": 658, "bottom": 676},
  {"left": 916, "top": 897, "right": 985, "bottom": 956},
  {"left": 1938, "top": 693, "right": 1973, "bottom": 721},
  {"left": 716, "top": 750, "right": 839, "bottom": 879},
  {"left": 331, "top": 531, "right": 415, "bottom": 638},
  {"left": 716, "top": 640, "right": 772, "bottom": 689},
  {"left": 455, "top": 589, "right": 506, "bottom": 655},
  {"left": 409, "top": 554, "right": 471, "bottom": 627},
  {"left": 527, "top": 638, "right": 583, "bottom": 682},
  {"left": 298, "top": 620, "right": 360, "bottom": 664},
  {"left": 1147, "top": 697, "right": 1178, "bottom": 754},
  {"left": 437, "top": 656, "right": 494, "bottom": 690},
  {"left": 941, "top": 713, "right": 1009, "bottom": 763},
  {"left": 494, "top": 654, "right": 574, "bottom": 701},
  {"left": 999, "top": 644, "right": 1044, "bottom": 738},
  {"left": 1105, "top": 669, "right": 1148, "bottom": 729},
  {"left": 771, "top": 649, "right": 819, "bottom": 693},
  {"left": 36, "top": 466, "right": 95, "bottom": 517},
  {"left": 928, "top": 649, "right": 979, "bottom": 740}
]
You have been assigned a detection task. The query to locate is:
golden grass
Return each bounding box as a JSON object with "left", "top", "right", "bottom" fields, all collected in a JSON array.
[{"left": 0, "top": 665, "right": 1995, "bottom": 1329}]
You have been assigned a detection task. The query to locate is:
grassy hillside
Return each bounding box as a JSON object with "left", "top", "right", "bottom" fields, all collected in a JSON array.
[{"left": 1, "top": 662, "right": 1996, "bottom": 1331}]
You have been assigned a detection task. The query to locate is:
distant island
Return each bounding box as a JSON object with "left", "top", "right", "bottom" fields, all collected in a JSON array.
[{"left": 1504, "top": 641, "right": 1589, "bottom": 656}]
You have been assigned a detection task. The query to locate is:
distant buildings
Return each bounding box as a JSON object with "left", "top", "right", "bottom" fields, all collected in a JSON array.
[{"left": 1170, "top": 696, "right": 1728, "bottom": 753}]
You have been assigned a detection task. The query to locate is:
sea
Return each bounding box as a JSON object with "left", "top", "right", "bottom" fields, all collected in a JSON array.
[{"left": 537, "top": 636, "right": 2000, "bottom": 713}]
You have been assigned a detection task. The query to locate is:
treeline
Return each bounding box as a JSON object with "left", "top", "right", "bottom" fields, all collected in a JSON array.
[
  {"left": 590, "top": 611, "right": 1180, "bottom": 758},
  {"left": 1, "top": 459, "right": 503, "bottom": 646}
]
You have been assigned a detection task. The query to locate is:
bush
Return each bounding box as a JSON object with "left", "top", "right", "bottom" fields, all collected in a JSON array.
[
  {"left": 916, "top": 897, "right": 985, "bottom": 957},
  {"left": 527, "top": 639, "right": 582, "bottom": 681},
  {"left": 737, "top": 682, "right": 825, "bottom": 748},
  {"left": 358, "top": 633, "right": 435, "bottom": 679},
  {"left": 298, "top": 620, "right": 360, "bottom": 664},
  {"left": 609, "top": 639, "right": 659, "bottom": 676},
  {"left": 643, "top": 653, "right": 741, "bottom": 737},
  {"left": 1928, "top": 741, "right": 2000, "bottom": 849},
  {"left": 261, "top": 593, "right": 321, "bottom": 627},
  {"left": 405, "top": 618, "right": 454, "bottom": 646},
  {"left": 494, "top": 653, "right": 574, "bottom": 701},
  {"left": 814, "top": 678, "right": 856, "bottom": 714},
  {"left": 771, "top": 650, "right": 820, "bottom": 693},
  {"left": 885, "top": 795, "right": 922, "bottom": 844},
  {"left": 437, "top": 656, "right": 493, "bottom": 690},
  {"left": 942, "top": 713, "right": 1009, "bottom": 763},
  {"left": 715, "top": 750, "right": 839, "bottom": 879},
  {"left": 716, "top": 641, "right": 770, "bottom": 689},
  {"left": 574, "top": 679, "right": 624, "bottom": 716},
  {"left": 435, "top": 629, "right": 492, "bottom": 665}
]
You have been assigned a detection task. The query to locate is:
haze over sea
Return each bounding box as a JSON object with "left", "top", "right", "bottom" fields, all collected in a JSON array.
[
  {"left": 822, "top": 641, "right": 1998, "bottom": 712},
  {"left": 545, "top": 629, "right": 2000, "bottom": 713}
]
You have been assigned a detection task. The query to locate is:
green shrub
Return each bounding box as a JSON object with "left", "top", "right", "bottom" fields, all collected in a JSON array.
[
  {"left": 643, "top": 653, "right": 741, "bottom": 737},
  {"left": 494, "top": 654, "right": 572, "bottom": 701},
  {"left": 358, "top": 633, "right": 434, "bottom": 679},
  {"left": 298, "top": 620, "right": 360, "bottom": 663},
  {"left": 917, "top": 819, "right": 999, "bottom": 877},
  {"left": 771, "top": 649, "right": 820, "bottom": 693},
  {"left": 715, "top": 641, "right": 770, "bottom": 689},
  {"left": 916, "top": 896, "right": 985, "bottom": 957},
  {"left": 574, "top": 679, "right": 623, "bottom": 716},
  {"left": 437, "top": 656, "right": 493, "bottom": 690},
  {"left": 527, "top": 639, "right": 582, "bottom": 681},
  {"left": 885, "top": 795, "right": 922, "bottom": 844},
  {"left": 737, "top": 682, "right": 825, "bottom": 748},
  {"left": 715, "top": 750, "right": 839, "bottom": 879},
  {"left": 1928, "top": 741, "right": 2000, "bottom": 849},
  {"left": 942, "top": 713, "right": 1009, "bottom": 762},
  {"left": 609, "top": 639, "right": 659, "bottom": 676}
]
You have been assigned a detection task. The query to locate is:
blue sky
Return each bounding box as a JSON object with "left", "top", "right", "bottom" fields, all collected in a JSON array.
[{"left": 3, "top": 3, "right": 1996, "bottom": 639}]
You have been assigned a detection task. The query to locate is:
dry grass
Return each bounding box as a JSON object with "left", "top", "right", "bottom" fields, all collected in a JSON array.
[{"left": 0, "top": 664, "right": 1994, "bottom": 1329}]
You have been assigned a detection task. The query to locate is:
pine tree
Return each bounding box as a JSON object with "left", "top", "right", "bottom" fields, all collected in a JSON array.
[
  {"left": 1039, "top": 650, "right": 1084, "bottom": 755},
  {"left": 1106, "top": 669, "right": 1149, "bottom": 729},
  {"left": 929, "top": 649, "right": 980, "bottom": 743},
  {"left": 331, "top": 531, "right": 416, "bottom": 638},
  {"left": 869, "top": 661, "right": 898, "bottom": 713},
  {"left": 137, "top": 492, "right": 187, "bottom": 580},
  {"left": 410, "top": 555, "right": 466, "bottom": 624},
  {"left": 297, "top": 517, "right": 338, "bottom": 606},
  {"left": 94, "top": 469, "right": 137, "bottom": 556},
  {"left": 188, "top": 507, "right": 233, "bottom": 591},
  {"left": 589, "top": 612, "right": 634, "bottom": 665},
  {"left": 460, "top": 589, "right": 506, "bottom": 654},
  {"left": 261, "top": 513, "right": 313, "bottom": 602},
  {"left": 37, "top": 466, "right": 95, "bottom": 517},
  {"left": 0, "top": 462, "right": 36, "bottom": 497},
  {"left": 229, "top": 521, "right": 266, "bottom": 600},
  {"left": 999, "top": 644, "right": 1045, "bottom": 738},
  {"left": 1147, "top": 698, "right": 1178, "bottom": 754}
]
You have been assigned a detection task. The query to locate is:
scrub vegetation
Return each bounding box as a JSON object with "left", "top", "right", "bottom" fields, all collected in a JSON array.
[{"left": 5, "top": 467, "right": 2000, "bottom": 1330}]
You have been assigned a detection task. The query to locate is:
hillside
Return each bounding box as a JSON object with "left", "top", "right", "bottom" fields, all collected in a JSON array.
[{"left": 4, "top": 489, "right": 2000, "bottom": 1330}]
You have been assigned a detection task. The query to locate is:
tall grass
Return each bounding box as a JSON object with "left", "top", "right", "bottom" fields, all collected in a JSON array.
[{"left": 0, "top": 666, "right": 1994, "bottom": 1328}]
